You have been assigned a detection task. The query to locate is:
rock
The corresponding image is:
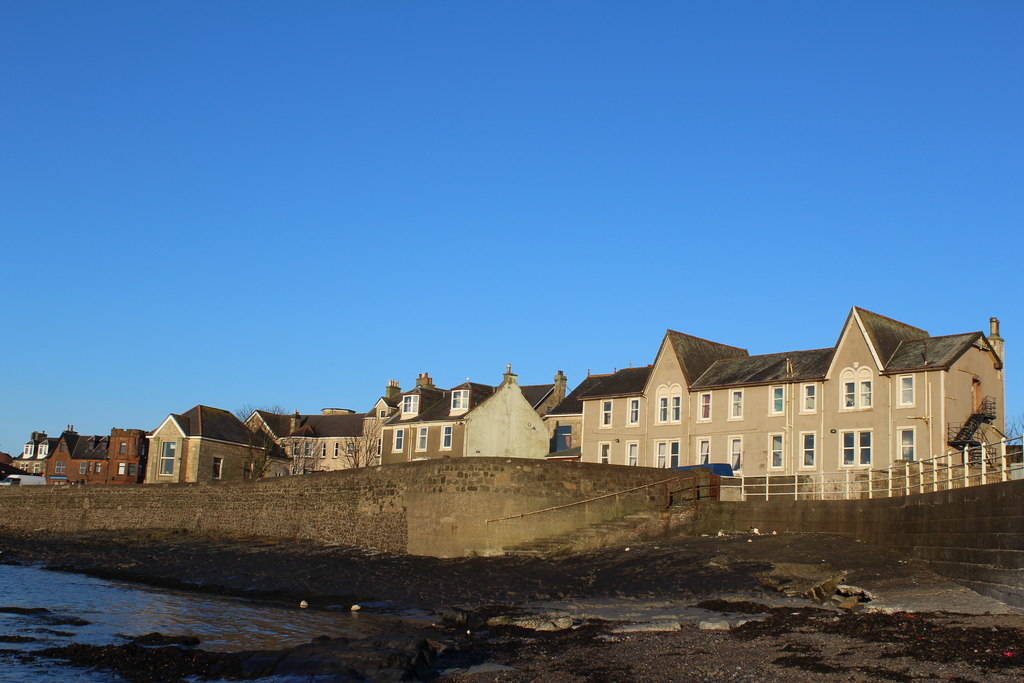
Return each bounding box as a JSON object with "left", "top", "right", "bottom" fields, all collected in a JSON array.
[
  {"left": 127, "top": 632, "right": 201, "bottom": 647},
  {"left": 350, "top": 604, "right": 361, "bottom": 611},
  {"left": 612, "top": 621, "right": 682, "bottom": 633},
  {"left": 698, "top": 619, "right": 732, "bottom": 630},
  {"left": 487, "top": 615, "right": 573, "bottom": 631},
  {"left": 441, "top": 609, "right": 485, "bottom": 630},
  {"left": 298, "top": 600, "right": 308, "bottom": 608}
]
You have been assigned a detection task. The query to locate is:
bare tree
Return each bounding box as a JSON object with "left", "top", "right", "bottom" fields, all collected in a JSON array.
[
  {"left": 236, "top": 404, "right": 289, "bottom": 479},
  {"left": 342, "top": 413, "right": 384, "bottom": 469}
]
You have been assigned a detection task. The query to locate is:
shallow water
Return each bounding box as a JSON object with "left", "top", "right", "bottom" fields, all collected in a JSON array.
[{"left": 0, "top": 563, "right": 417, "bottom": 681}]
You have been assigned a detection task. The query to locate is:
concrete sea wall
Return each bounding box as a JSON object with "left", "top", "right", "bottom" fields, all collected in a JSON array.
[{"left": 693, "top": 478, "right": 1024, "bottom": 606}]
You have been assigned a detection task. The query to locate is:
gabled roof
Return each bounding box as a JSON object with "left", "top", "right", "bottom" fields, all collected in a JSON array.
[
  {"left": 385, "top": 376, "right": 547, "bottom": 425},
  {"left": 578, "top": 366, "right": 653, "bottom": 399},
  {"left": 885, "top": 332, "right": 985, "bottom": 372},
  {"left": 665, "top": 330, "right": 748, "bottom": 385},
  {"left": 691, "top": 348, "right": 834, "bottom": 389},
  {"left": 853, "top": 307, "right": 928, "bottom": 367},
  {"left": 171, "top": 405, "right": 252, "bottom": 445}
]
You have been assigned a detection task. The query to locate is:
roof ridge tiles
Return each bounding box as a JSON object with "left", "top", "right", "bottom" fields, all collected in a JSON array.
[{"left": 854, "top": 306, "right": 929, "bottom": 336}]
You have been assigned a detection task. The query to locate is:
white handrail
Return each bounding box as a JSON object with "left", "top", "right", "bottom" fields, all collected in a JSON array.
[{"left": 717, "top": 434, "right": 1023, "bottom": 501}]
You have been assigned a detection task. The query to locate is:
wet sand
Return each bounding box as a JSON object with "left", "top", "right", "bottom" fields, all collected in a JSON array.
[{"left": 3, "top": 528, "right": 1023, "bottom": 681}]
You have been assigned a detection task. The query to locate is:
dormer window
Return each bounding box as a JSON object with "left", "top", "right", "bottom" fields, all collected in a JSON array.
[
  {"left": 23, "top": 444, "right": 32, "bottom": 457},
  {"left": 38, "top": 444, "right": 48, "bottom": 457},
  {"left": 451, "top": 390, "right": 469, "bottom": 411},
  {"left": 402, "top": 395, "right": 420, "bottom": 415}
]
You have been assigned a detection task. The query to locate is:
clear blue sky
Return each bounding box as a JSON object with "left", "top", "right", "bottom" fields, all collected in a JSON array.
[{"left": 2, "top": 1, "right": 1022, "bottom": 452}]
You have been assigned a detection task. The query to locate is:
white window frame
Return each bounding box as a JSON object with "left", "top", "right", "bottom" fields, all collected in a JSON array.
[
  {"left": 333, "top": 443, "right": 339, "bottom": 459},
  {"left": 416, "top": 427, "right": 428, "bottom": 451},
  {"left": 451, "top": 390, "right": 469, "bottom": 411},
  {"left": 729, "top": 436, "right": 743, "bottom": 471},
  {"left": 601, "top": 400, "right": 613, "bottom": 427},
  {"left": 671, "top": 393, "right": 682, "bottom": 423},
  {"left": 38, "top": 443, "right": 48, "bottom": 457},
  {"left": 212, "top": 457, "right": 222, "bottom": 480},
  {"left": 840, "top": 430, "right": 872, "bottom": 467},
  {"left": 670, "top": 441, "right": 680, "bottom": 467},
  {"left": 441, "top": 425, "right": 453, "bottom": 450},
  {"left": 800, "top": 384, "right": 817, "bottom": 414},
  {"left": 800, "top": 432, "right": 816, "bottom": 469},
  {"left": 599, "top": 442, "right": 611, "bottom": 464},
  {"left": 897, "top": 375, "right": 915, "bottom": 408},
  {"left": 858, "top": 368, "right": 873, "bottom": 409},
  {"left": 79, "top": 461, "right": 87, "bottom": 475},
  {"left": 118, "top": 462, "right": 127, "bottom": 475},
  {"left": 768, "top": 386, "right": 785, "bottom": 416},
  {"left": 841, "top": 368, "right": 874, "bottom": 410},
  {"left": 698, "top": 392, "right": 712, "bottom": 422},
  {"left": 402, "top": 395, "right": 420, "bottom": 415},
  {"left": 159, "top": 441, "right": 175, "bottom": 476},
  {"left": 626, "top": 441, "right": 639, "bottom": 466},
  {"left": 841, "top": 369, "right": 857, "bottom": 409},
  {"left": 768, "top": 433, "right": 784, "bottom": 469},
  {"left": 898, "top": 426, "right": 916, "bottom": 461},
  {"left": 729, "top": 389, "right": 743, "bottom": 421},
  {"left": 627, "top": 398, "right": 640, "bottom": 426},
  {"left": 393, "top": 428, "right": 405, "bottom": 452},
  {"left": 23, "top": 444, "right": 32, "bottom": 457},
  {"left": 655, "top": 441, "right": 668, "bottom": 468},
  {"left": 697, "top": 439, "right": 710, "bottom": 465}
]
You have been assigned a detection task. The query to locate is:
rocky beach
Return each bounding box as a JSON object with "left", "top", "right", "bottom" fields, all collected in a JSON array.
[{"left": 3, "top": 528, "right": 1024, "bottom": 681}]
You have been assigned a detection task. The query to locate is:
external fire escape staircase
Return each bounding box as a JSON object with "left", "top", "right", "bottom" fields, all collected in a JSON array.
[{"left": 947, "top": 396, "right": 998, "bottom": 449}]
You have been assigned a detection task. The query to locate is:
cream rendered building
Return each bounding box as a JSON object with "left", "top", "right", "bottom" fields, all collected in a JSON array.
[
  {"left": 380, "top": 367, "right": 552, "bottom": 463},
  {"left": 574, "top": 308, "right": 1005, "bottom": 475}
]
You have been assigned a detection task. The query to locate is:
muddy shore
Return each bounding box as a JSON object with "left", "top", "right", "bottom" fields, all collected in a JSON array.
[{"left": 3, "top": 528, "right": 1024, "bottom": 681}]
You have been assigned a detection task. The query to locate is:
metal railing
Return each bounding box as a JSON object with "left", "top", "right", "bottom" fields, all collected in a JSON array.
[
  {"left": 485, "top": 474, "right": 716, "bottom": 524},
  {"left": 718, "top": 434, "right": 1023, "bottom": 501}
]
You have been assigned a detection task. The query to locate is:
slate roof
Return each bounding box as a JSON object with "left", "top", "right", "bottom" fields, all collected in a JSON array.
[
  {"left": 171, "top": 405, "right": 252, "bottom": 445},
  {"left": 854, "top": 307, "right": 929, "bottom": 366},
  {"left": 69, "top": 435, "right": 109, "bottom": 461},
  {"left": 577, "top": 366, "right": 653, "bottom": 399},
  {"left": 885, "top": 332, "right": 984, "bottom": 371},
  {"left": 520, "top": 383, "right": 555, "bottom": 409},
  {"left": 254, "top": 411, "right": 365, "bottom": 438},
  {"left": 691, "top": 348, "right": 834, "bottom": 389},
  {"left": 547, "top": 375, "right": 607, "bottom": 416},
  {"left": 666, "top": 331, "right": 748, "bottom": 384}
]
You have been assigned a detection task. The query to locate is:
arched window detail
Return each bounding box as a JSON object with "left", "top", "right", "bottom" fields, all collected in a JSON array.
[
  {"left": 841, "top": 367, "right": 873, "bottom": 410},
  {"left": 669, "top": 384, "right": 683, "bottom": 423},
  {"left": 656, "top": 385, "right": 669, "bottom": 423}
]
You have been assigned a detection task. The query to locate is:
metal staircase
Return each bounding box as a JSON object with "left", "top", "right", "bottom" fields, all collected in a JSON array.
[{"left": 948, "top": 396, "right": 998, "bottom": 449}]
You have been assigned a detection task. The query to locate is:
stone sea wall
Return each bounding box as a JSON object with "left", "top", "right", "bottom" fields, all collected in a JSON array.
[{"left": 0, "top": 458, "right": 680, "bottom": 557}]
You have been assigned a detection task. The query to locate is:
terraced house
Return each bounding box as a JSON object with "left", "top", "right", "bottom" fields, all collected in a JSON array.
[{"left": 573, "top": 308, "right": 1005, "bottom": 475}]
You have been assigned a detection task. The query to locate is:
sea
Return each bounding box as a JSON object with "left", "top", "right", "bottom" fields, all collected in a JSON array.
[{"left": 0, "top": 563, "right": 413, "bottom": 681}]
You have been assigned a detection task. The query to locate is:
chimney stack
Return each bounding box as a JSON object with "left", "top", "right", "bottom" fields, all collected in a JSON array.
[
  {"left": 291, "top": 410, "right": 301, "bottom": 435},
  {"left": 503, "top": 364, "right": 517, "bottom": 385},
  {"left": 553, "top": 370, "right": 567, "bottom": 403},
  {"left": 415, "top": 372, "right": 434, "bottom": 389},
  {"left": 385, "top": 379, "right": 401, "bottom": 399},
  {"left": 988, "top": 316, "right": 1004, "bottom": 363}
]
